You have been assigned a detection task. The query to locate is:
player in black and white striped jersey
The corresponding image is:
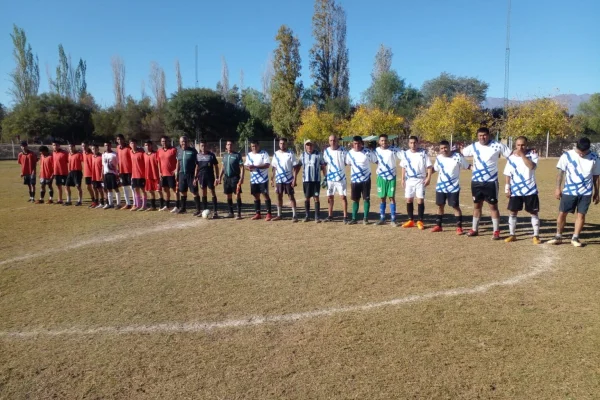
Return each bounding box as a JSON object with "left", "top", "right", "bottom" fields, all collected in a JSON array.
[{"left": 299, "top": 139, "right": 326, "bottom": 222}]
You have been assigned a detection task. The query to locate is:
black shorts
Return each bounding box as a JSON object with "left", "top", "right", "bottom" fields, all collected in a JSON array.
[
  {"left": 303, "top": 182, "right": 321, "bottom": 198},
  {"left": 178, "top": 173, "right": 198, "bottom": 195},
  {"left": 471, "top": 181, "right": 498, "bottom": 204},
  {"left": 436, "top": 191, "right": 460, "bottom": 207},
  {"left": 351, "top": 180, "right": 371, "bottom": 202},
  {"left": 92, "top": 181, "right": 103, "bottom": 189},
  {"left": 276, "top": 183, "right": 294, "bottom": 195},
  {"left": 508, "top": 194, "right": 540, "bottom": 213},
  {"left": 224, "top": 176, "right": 242, "bottom": 195},
  {"left": 54, "top": 175, "right": 67, "bottom": 186},
  {"left": 103, "top": 173, "right": 118, "bottom": 191},
  {"left": 40, "top": 177, "right": 53, "bottom": 185},
  {"left": 161, "top": 176, "right": 176, "bottom": 189},
  {"left": 250, "top": 182, "right": 269, "bottom": 196},
  {"left": 66, "top": 171, "right": 83, "bottom": 187},
  {"left": 131, "top": 178, "right": 146, "bottom": 189},
  {"left": 198, "top": 172, "right": 215, "bottom": 189},
  {"left": 559, "top": 194, "right": 592, "bottom": 215},
  {"left": 23, "top": 174, "right": 36, "bottom": 185},
  {"left": 119, "top": 173, "right": 132, "bottom": 186},
  {"left": 85, "top": 177, "right": 92, "bottom": 185}
]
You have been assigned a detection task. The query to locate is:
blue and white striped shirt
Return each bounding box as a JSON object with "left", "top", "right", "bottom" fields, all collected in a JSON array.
[
  {"left": 300, "top": 150, "right": 324, "bottom": 182},
  {"left": 557, "top": 149, "right": 600, "bottom": 196},
  {"left": 244, "top": 150, "right": 270, "bottom": 184},
  {"left": 503, "top": 152, "right": 539, "bottom": 196}
]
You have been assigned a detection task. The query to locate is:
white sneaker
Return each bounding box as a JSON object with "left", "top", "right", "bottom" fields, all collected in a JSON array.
[
  {"left": 95, "top": 204, "right": 104, "bottom": 209},
  {"left": 170, "top": 207, "right": 179, "bottom": 213},
  {"left": 571, "top": 238, "right": 583, "bottom": 247},
  {"left": 159, "top": 206, "right": 168, "bottom": 211},
  {"left": 102, "top": 204, "right": 111, "bottom": 209}
]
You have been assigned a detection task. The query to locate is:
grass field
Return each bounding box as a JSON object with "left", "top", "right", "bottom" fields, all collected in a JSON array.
[{"left": 1, "top": 157, "right": 600, "bottom": 399}]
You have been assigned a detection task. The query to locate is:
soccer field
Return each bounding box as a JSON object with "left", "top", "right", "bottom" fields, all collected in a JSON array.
[{"left": 1, "top": 158, "right": 600, "bottom": 399}]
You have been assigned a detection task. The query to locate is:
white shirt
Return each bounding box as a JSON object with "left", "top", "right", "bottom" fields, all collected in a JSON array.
[
  {"left": 300, "top": 151, "right": 324, "bottom": 182},
  {"left": 271, "top": 149, "right": 298, "bottom": 184},
  {"left": 400, "top": 149, "right": 432, "bottom": 179},
  {"left": 323, "top": 146, "right": 347, "bottom": 182},
  {"left": 345, "top": 148, "right": 376, "bottom": 183},
  {"left": 557, "top": 149, "right": 600, "bottom": 196},
  {"left": 244, "top": 150, "right": 270, "bottom": 184},
  {"left": 434, "top": 152, "right": 470, "bottom": 193},
  {"left": 102, "top": 152, "right": 119, "bottom": 175},
  {"left": 462, "top": 140, "right": 511, "bottom": 182},
  {"left": 503, "top": 152, "right": 539, "bottom": 196},
  {"left": 375, "top": 146, "right": 403, "bottom": 180}
]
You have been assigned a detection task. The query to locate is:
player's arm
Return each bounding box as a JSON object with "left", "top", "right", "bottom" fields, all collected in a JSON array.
[
  {"left": 521, "top": 152, "right": 536, "bottom": 170},
  {"left": 555, "top": 169, "right": 564, "bottom": 200},
  {"left": 213, "top": 157, "right": 220, "bottom": 186},
  {"left": 504, "top": 175, "right": 511, "bottom": 198},
  {"left": 593, "top": 175, "right": 599, "bottom": 205},
  {"left": 270, "top": 165, "right": 276, "bottom": 187},
  {"left": 424, "top": 165, "right": 433, "bottom": 186},
  {"left": 400, "top": 167, "right": 406, "bottom": 188}
]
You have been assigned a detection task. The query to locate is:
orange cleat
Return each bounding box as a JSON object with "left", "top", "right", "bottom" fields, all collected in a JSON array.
[
  {"left": 416, "top": 221, "right": 425, "bottom": 230},
  {"left": 431, "top": 225, "right": 443, "bottom": 233},
  {"left": 265, "top": 213, "right": 273, "bottom": 221},
  {"left": 251, "top": 213, "right": 262, "bottom": 220},
  {"left": 456, "top": 227, "right": 464, "bottom": 235},
  {"left": 402, "top": 220, "right": 415, "bottom": 228}
]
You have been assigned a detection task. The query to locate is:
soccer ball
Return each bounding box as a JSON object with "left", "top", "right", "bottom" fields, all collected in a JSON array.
[{"left": 201, "top": 209, "right": 211, "bottom": 219}]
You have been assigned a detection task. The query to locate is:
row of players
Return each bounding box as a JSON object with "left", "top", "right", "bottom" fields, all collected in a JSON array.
[{"left": 16, "top": 129, "right": 600, "bottom": 246}]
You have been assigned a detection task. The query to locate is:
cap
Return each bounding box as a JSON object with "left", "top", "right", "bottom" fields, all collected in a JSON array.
[
  {"left": 20, "top": 141, "right": 28, "bottom": 147},
  {"left": 304, "top": 139, "right": 313, "bottom": 145}
]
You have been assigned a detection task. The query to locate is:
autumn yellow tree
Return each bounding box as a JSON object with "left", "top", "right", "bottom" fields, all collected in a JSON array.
[
  {"left": 295, "top": 105, "right": 337, "bottom": 145},
  {"left": 503, "top": 98, "right": 573, "bottom": 140},
  {"left": 412, "top": 94, "right": 486, "bottom": 142},
  {"left": 339, "top": 106, "right": 404, "bottom": 137}
]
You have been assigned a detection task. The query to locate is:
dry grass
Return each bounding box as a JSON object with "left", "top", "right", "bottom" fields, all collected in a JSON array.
[{"left": 1, "top": 158, "right": 600, "bottom": 399}]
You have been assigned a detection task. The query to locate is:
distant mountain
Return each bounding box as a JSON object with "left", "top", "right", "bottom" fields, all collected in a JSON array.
[{"left": 483, "top": 94, "right": 592, "bottom": 114}]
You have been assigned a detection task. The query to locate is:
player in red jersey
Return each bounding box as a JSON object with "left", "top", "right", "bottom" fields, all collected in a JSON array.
[
  {"left": 17, "top": 141, "right": 37, "bottom": 202},
  {"left": 38, "top": 146, "right": 55, "bottom": 204},
  {"left": 81, "top": 141, "right": 96, "bottom": 205},
  {"left": 144, "top": 140, "right": 163, "bottom": 211},
  {"left": 158, "top": 135, "right": 179, "bottom": 212},
  {"left": 130, "top": 138, "right": 147, "bottom": 211},
  {"left": 116, "top": 134, "right": 133, "bottom": 209},
  {"left": 91, "top": 143, "right": 105, "bottom": 208},
  {"left": 65, "top": 143, "right": 84, "bottom": 206},
  {"left": 52, "top": 141, "right": 69, "bottom": 204}
]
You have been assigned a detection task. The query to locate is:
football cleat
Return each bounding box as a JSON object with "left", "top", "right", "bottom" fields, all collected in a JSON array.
[
  {"left": 375, "top": 219, "right": 386, "bottom": 226},
  {"left": 431, "top": 226, "right": 443, "bottom": 233},
  {"left": 265, "top": 213, "right": 273, "bottom": 221},
  {"left": 402, "top": 220, "right": 415, "bottom": 228},
  {"left": 532, "top": 236, "right": 542, "bottom": 245},
  {"left": 456, "top": 227, "right": 464, "bottom": 235},
  {"left": 251, "top": 213, "right": 262, "bottom": 220},
  {"left": 466, "top": 229, "right": 478, "bottom": 237},
  {"left": 571, "top": 238, "right": 583, "bottom": 247},
  {"left": 271, "top": 215, "right": 282, "bottom": 221},
  {"left": 347, "top": 219, "right": 358, "bottom": 225},
  {"left": 416, "top": 221, "right": 425, "bottom": 230},
  {"left": 170, "top": 207, "right": 179, "bottom": 213},
  {"left": 504, "top": 235, "right": 517, "bottom": 243},
  {"left": 492, "top": 231, "right": 501, "bottom": 240}
]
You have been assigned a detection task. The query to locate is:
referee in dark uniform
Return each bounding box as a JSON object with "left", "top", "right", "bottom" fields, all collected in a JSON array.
[
  {"left": 175, "top": 136, "right": 201, "bottom": 214},
  {"left": 218, "top": 140, "right": 245, "bottom": 219}
]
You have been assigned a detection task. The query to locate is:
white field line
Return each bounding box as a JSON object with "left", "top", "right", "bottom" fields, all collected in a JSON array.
[
  {"left": 0, "top": 219, "right": 202, "bottom": 268},
  {"left": 0, "top": 247, "right": 558, "bottom": 338}
]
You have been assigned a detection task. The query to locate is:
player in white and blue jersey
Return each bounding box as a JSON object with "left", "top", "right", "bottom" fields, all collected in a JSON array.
[
  {"left": 299, "top": 139, "right": 325, "bottom": 222},
  {"left": 374, "top": 134, "right": 403, "bottom": 226},
  {"left": 400, "top": 136, "right": 432, "bottom": 229},
  {"left": 503, "top": 136, "right": 541, "bottom": 244},
  {"left": 270, "top": 137, "right": 300, "bottom": 222},
  {"left": 547, "top": 137, "right": 600, "bottom": 247},
  {"left": 345, "top": 136, "right": 377, "bottom": 225},
  {"left": 323, "top": 135, "right": 349, "bottom": 223},
  {"left": 244, "top": 140, "right": 273, "bottom": 221},
  {"left": 461, "top": 127, "right": 512, "bottom": 239},
  {"left": 432, "top": 140, "right": 470, "bottom": 234}
]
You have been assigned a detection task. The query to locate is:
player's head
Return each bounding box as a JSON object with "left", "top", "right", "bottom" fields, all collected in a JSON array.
[
  {"left": 91, "top": 143, "right": 99, "bottom": 154},
  {"left": 116, "top": 134, "right": 125, "bottom": 146},
  {"left": 477, "top": 127, "right": 490, "bottom": 145},
  {"left": 20, "top": 141, "right": 28, "bottom": 151},
  {"left": 179, "top": 136, "right": 189, "bottom": 148},
  {"left": 250, "top": 139, "right": 260, "bottom": 153},
  {"left": 515, "top": 136, "right": 528, "bottom": 151},
  {"left": 329, "top": 135, "right": 339, "bottom": 149},
  {"left": 68, "top": 142, "right": 76, "bottom": 153},
  {"left": 352, "top": 136, "right": 364, "bottom": 151},
  {"left": 576, "top": 137, "right": 591, "bottom": 155},
  {"left": 199, "top": 139, "right": 207, "bottom": 152},
  {"left": 129, "top": 138, "right": 138, "bottom": 151},
  {"left": 39, "top": 145, "right": 49, "bottom": 155},
  {"left": 81, "top": 140, "right": 89, "bottom": 151},
  {"left": 160, "top": 135, "right": 170, "bottom": 149},
  {"left": 439, "top": 140, "right": 450, "bottom": 156},
  {"left": 104, "top": 141, "right": 112, "bottom": 151},
  {"left": 408, "top": 136, "right": 419, "bottom": 150},
  {"left": 278, "top": 137, "right": 288, "bottom": 151},
  {"left": 52, "top": 141, "right": 61, "bottom": 151},
  {"left": 226, "top": 140, "right": 235, "bottom": 152},
  {"left": 304, "top": 139, "right": 314, "bottom": 152},
  {"left": 144, "top": 139, "right": 153, "bottom": 152},
  {"left": 378, "top": 134, "right": 389, "bottom": 149}
]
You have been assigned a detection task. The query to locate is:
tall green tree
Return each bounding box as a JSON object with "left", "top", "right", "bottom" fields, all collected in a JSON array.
[
  {"left": 49, "top": 44, "right": 87, "bottom": 101},
  {"left": 309, "top": 0, "right": 349, "bottom": 107},
  {"left": 0, "top": 103, "right": 5, "bottom": 138},
  {"left": 421, "top": 72, "right": 489, "bottom": 104},
  {"left": 241, "top": 88, "right": 272, "bottom": 129},
  {"left": 578, "top": 93, "right": 600, "bottom": 134},
  {"left": 372, "top": 44, "right": 393, "bottom": 80},
  {"left": 8, "top": 24, "right": 40, "bottom": 104},
  {"left": 270, "top": 25, "right": 303, "bottom": 139}
]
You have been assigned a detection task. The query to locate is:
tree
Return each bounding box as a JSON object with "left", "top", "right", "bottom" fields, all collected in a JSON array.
[
  {"left": 372, "top": 44, "right": 392, "bottom": 80},
  {"left": 0, "top": 103, "right": 5, "bottom": 138},
  {"left": 296, "top": 105, "right": 337, "bottom": 145},
  {"left": 339, "top": 107, "right": 404, "bottom": 137},
  {"left": 219, "top": 56, "right": 230, "bottom": 101},
  {"left": 309, "top": 0, "right": 349, "bottom": 106},
  {"left": 503, "top": 98, "right": 573, "bottom": 141},
  {"left": 92, "top": 106, "right": 121, "bottom": 140},
  {"left": 270, "top": 25, "right": 303, "bottom": 139},
  {"left": 149, "top": 61, "right": 167, "bottom": 109},
  {"left": 261, "top": 53, "right": 274, "bottom": 100},
  {"left": 578, "top": 93, "right": 600, "bottom": 134},
  {"left": 363, "top": 70, "right": 406, "bottom": 112},
  {"left": 175, "top": 59, "right": 183, "bottom": 92},
  {"left": 241, "top": 88, "right": 272, "bottom": 129},
  {"left": 412, "top": 94, "right": 487, "bottom": 142},
  {"left": 49, "top": 44, "right": 87, "bottom": 101},
  {"left": 111, "top": 56, "right": 126, "bottom": 109},
  {"left": 8, "top": 24, "right": 40, "bottom": 104},
  {"left": 421, "top": 72, "right": 489, "bottom": 104}
]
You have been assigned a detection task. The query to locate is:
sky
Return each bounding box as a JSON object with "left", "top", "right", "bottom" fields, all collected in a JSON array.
[{"left": 1, "top": 0, "right": 599, "bottom": 108}]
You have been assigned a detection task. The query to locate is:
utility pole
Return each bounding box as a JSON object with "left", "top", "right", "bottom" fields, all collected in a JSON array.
[
  {"left": 504, "top": 0, "right": 512, "bottom": 116},
  {"left": 195, "top": 45, "right": 198, "bottom": 88}
]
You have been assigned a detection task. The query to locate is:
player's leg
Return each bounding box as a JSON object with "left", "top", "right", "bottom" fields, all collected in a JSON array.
[
  {"left": 38, "top": 181, "right": 46, "bottom": 203},
  {"left": 56, "top": 183, "right": 64, "bottom": 203},
  {"left": 527, "top": 195, "right": 541, "bottom": 244},
  {"left": 451, "top": 190, "right": 464, "bottom": 235},
  {"left": 200, "top": 182, "right": 208, "bottom": 212},
  {"left": 274, "top": 186, "right": 284, "bottom": 221},
  {"left": 251, "top": 184, "right": 262, "bottom": 219},
  {"left": 314, "top": 193, "right": 321, "bottom": 223},
  {"left": 415, "top": 180, "right": 425, "bottom": 230},
  {"left": 161, "top": 179, "right": 170, "bottom": 211},
  {"left": 388, "top": 177, "right": 397, "bottom": 225},
  {"left": 432, "top": 192, "right": 445, "bottom": 232},
  {"left": 303, "top": 182, "right": 311, "bottom": 222},
  {"left": 326, "top": 194, "right": 334, "bottom": 221},
  {"left": 362, "top": 180, "right": 371, "bottom": 224},
  {"left": 571, "top": 196, "right": 591, "bottom": 247},
  {"left": 289, "top": 189, "right": 298, "bottom": 222},
  {"left": 47, "top": 180, "right": 55, "bottom": 203},
  {"left": 236, "top": 190, "right": 243, "bottom": 219},
  {"left": 192, "top": 178, "right": 202, "bottom": 216},
  {"left": 376, "top": 176, "right": 387, "bottom": 225},
  {"left": 547, "top": 194, "right": 572, "bottom": 245},
  {"left": 209, "top": 186, "right": 218, "bottom": 218},
  {"left": 349, "top": 183, "right": 360, "bottom": 224},
  {"left": 75, "top": 174, "right": 83, "bottom": 205},
  {"left": 262, "top": 186, "right": 273, "bottom": 221},
  {"left": 86, "top": 178, "right": 95, "bottom": 206}
]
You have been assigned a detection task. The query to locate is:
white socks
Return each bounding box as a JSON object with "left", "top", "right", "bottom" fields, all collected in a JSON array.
[
  {"left": 531, "top": 215, "right": 540, "bottom": 237},
  {"left": 292, "top": 206, "right": 297, "bottom": 218},
  {"left": 276, "top": 205, "right": 282, "bottom": 217},
  {"left": 509, "top": 215, "right": 517, "bottom": 235},
  {"left": 107, "top": 192, "right": 113, "bottom": 205},
  {"left": 492, "top": 218, "right": 500, "bottom": 232},
  {"left": 123, "top": 186, "right": 132, "bottom": 206},
  {"left": 115, "top": 192, "right": 121, "bottom": 206},
  {"left": 472, "top": 217, "right": 480, "bottom": 231}
]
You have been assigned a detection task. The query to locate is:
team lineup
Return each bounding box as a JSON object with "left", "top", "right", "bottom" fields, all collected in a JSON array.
[{"left": 16, "top": 128, "right": 600, "bottom": 246}]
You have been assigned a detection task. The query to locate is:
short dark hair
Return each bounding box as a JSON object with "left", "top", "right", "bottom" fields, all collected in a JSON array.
[
  {"left": 408, "top": 135, "right": 419, "bottom": 142},
  {"left": 477, "top": 127, "right": 490, "bottom": 135},
  {"left": 161, "top": 135, "right": 169, "bottom": 141},
  {"left": 82, "top": 140, "right": 89, "bottom": 145},
  {"left": 576, "top": 137, "right": 591, "bottom": 152},
  {"left": 116, "top": 134, "right": 125, "bottom": 140},
  {"left": 129, "top": 138, "right": 137, "bottom": 143},
  {"left": 226, "top": 139, "right": 234, "bottom": 145},
  {"left": 251, "top": 139, "right": 260, "bottom": 145},
  {"left": 91, "top": 142, "right": 98, "bottom": 148},
  {"left": 439, "top": 140, "right": 450, "bottom": 147},
  {"left": 352, "top": 135, "right": 363, "bottom": 142},
  {"left": 145, "top": 139, "right": 153, "bottom": 145},
  {"left": 279, "top": 137, "right": 288, "bottom": 143},
  {"left": 68, "top": 142, "right": 76, "bottom": 146},
  {"left": 104, "top": 141, "right": 112, "bottom": 145},
  {"left": 52, "top": 140, "right": 60, "bottom": 145},
  {"left": 39, "top": 145, "right": 49, "bottom": 152},
  {"left": 20, "top": 141, "right": 28, "bottom": 147},
  {"left": 515, "top": 136, "right": 528, "bottom": 143},
  {"left": 379, "top": 134, "right": 388, "bottom": 139}
]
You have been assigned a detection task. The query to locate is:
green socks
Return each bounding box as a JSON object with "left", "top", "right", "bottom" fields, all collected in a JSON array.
[
  {"left": 352, "top": 201, "right": 359, "bottom": 220},
  {"left": 364, "top": 200, "right": 370, "bottom": 220}
]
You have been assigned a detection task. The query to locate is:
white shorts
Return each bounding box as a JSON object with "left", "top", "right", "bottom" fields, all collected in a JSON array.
[
  {"left": 327, "top": 180, "right": 347, "bottom": 196},
  {"left": 405, "top": 178, "right": 425, "bottom": 199}
]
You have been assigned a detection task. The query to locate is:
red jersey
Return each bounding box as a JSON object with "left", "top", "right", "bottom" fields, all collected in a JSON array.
[
  {"left": 52, "top": 149, "right": 69, "bottom": 176},
  {"left": 144, "top": 151, "right": 160, "bottom": 180},
  {"left": 131, "top": 150, "right": 146, "bottom": 179},
  {"left": 158, "top": 147, "right": 177, "bottom": 176},
  {"left": 92, "top": 154, "right": 103, "bottom": 181},
  {"left": 40, "top": 154, "right": 54, "bottom": 179},
  {"left": 83, "top": 150, "right": 94, "bottom": 177},
  {"left": 68, "top": 152, "right": 84, "bottom": 171},
  {"left": 18, "top": 151, "right": 37, "bottom": 175},
  {"left": 116, "top": 145, "right": 132, "bottom": 174}
]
